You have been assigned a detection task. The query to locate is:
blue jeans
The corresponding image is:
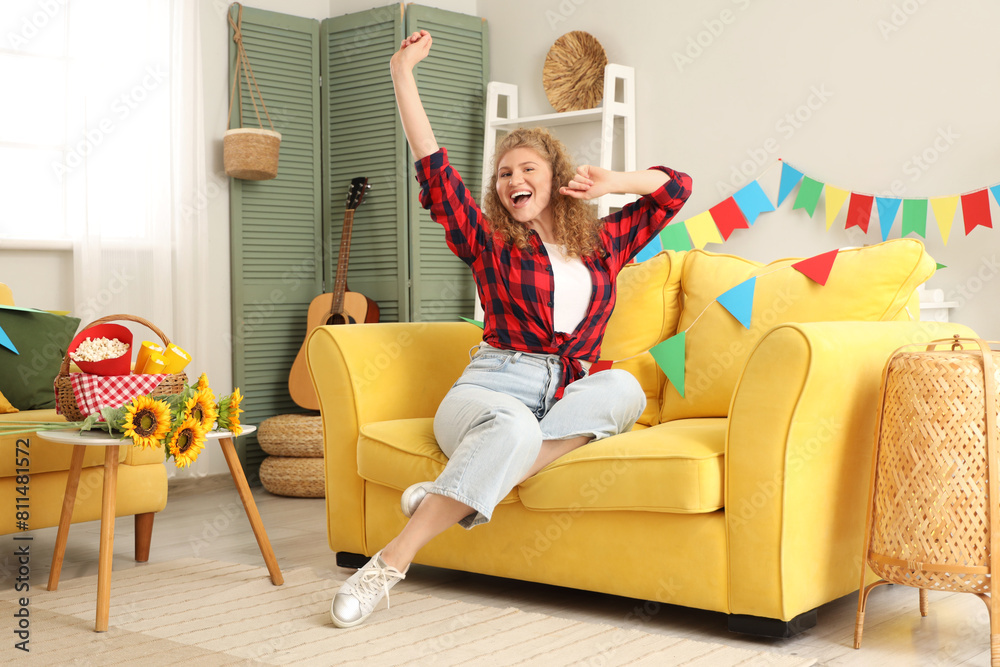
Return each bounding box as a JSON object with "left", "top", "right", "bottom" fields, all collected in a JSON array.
[{"left": 430, "top": 343, "right": 646, "bottom": 528}]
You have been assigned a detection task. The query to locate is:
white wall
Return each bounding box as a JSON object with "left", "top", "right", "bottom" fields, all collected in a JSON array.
[{"left": 477, "top": 0, "right": 1000, "bottom": 338}]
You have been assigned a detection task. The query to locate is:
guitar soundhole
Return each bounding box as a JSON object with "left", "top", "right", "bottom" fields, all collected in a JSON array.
[{"left": 326, "top": 314, "right": 356, "bottom": 326}]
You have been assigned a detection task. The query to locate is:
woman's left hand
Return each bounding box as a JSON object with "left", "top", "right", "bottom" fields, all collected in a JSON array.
[{"left": 559, "top": 165, "right": 617, "bottom": 201}]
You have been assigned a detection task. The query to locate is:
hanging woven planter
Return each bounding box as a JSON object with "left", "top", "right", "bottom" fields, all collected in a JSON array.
[{"left": 225, "top": 3, "right": 281, "bottom": 181}]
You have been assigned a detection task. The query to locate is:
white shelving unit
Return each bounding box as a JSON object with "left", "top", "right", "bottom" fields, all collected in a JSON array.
[{"left": 481, "top": 63, "right": 637, "bottom": 218}]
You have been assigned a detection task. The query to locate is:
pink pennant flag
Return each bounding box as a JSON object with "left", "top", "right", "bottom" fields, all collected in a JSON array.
[
  {"left": 961, "top": 189, "right": 992, "bottom": 235},
  {"left": 792, "top": 249, "right": 839, "bottom": 286}
]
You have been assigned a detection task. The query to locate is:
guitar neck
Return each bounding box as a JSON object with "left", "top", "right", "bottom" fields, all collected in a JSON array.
[{"left": 331, "top": 209, "right": 354, "bottom": 314}]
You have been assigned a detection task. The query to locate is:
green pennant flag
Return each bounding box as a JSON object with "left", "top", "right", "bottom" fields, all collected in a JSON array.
[
  {"left": 461, "top": 317, "right": 484, "bottom": 328},
  {"left": 792, "top": 177, "right": 824, "bottom": 217},
  {"left": 650, "top": 331, "right": 686, "bottom": 397},
  {"left": 659, "top": 222, "right": 693, "bottom": 252},
  {"left": 900, "top": 199, "right": 928, "bottom": 238},
  {"left": 936, "top": 263, "right": 947, "bottom": 270}
]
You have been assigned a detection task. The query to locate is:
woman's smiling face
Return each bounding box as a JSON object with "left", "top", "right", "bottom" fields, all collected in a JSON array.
[{"left": 495, "top": 147, "right": 554, "bottom": 225}]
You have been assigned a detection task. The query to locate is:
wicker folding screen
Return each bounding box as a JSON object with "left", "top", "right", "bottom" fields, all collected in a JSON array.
[{"left": 855, "top": 335, "right": 1000, "bottom": 665}]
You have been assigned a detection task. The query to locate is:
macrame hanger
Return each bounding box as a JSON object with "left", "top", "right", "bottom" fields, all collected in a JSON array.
[{"left": 227, "top": 3, "right": 276, "bottom": 133}]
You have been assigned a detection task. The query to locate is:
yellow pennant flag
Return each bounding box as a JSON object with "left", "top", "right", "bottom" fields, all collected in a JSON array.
[
  {"left": 685, "top": 210, "right": 724, "bottom": 249},
  {"left": 930, "top": 196, "right": 959, "bottom": 246},
  {"left": 824, "top": 186, "right": 849, "bottom": 230}
]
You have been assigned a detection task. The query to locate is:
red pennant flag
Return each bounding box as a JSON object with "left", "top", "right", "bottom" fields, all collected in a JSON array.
[
  {"left": 792, "top": 249, "right": 839, "bottom": 286},
  {"left": 845, "top": 194, "right": 874, "bottom": 233},
  {"left": 590, "top": 359, "right": 614, "bottom": 374},
  {"left": 709, "top": 197, "right": 750, "bottom": 241},
  {"left": 961, "top": 189, "right": 992, "bottom": 235}
]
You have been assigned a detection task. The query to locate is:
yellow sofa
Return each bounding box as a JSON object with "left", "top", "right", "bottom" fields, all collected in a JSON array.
[
  {"left": 307, "top": 239, "right": 975, "bottom": 636},
  {"left": 0, "top": 284, "right": 167, "bottom": 556}
]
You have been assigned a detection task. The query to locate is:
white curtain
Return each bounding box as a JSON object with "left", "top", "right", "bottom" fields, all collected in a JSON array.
[{"left": 67, "top": 0, "right": 211, "bottom": 478}]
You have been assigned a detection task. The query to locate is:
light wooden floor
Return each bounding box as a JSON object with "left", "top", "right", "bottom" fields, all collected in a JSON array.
[{"left": 5, "top": 474, "right": 992, "bottom": 666}]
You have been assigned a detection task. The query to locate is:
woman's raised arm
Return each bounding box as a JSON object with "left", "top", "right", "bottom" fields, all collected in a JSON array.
[{"left": 390, "top": 30, "right": 439, "bottom": 161}]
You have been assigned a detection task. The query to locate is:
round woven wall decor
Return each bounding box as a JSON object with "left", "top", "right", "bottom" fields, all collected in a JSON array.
[{"left": 542, "top": 31, "right": 608, "bottom": 112}]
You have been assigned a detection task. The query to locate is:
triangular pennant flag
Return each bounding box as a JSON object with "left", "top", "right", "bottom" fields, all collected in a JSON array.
[
  {"left": 634, "top": 234, "right": 663, "bottom": 263},
  {"left": 0, "top": 321, "right": 18, "bottom": 354},
  {"left": 715, "top": 277, "right": 756, "bottom": 329},
  {"left": 650, "top": 331, "right": 686, "bottom": 397},
  {"left": 900, "top": 199, "right": 928, "bottom": 238},
  {"left": 685, "top": 210, "right": 724, "bottom": 249},
  {"left": 936, "top": 263, "right": 947, "bottom": 270},
  {"left": 776, "top": 162, "right": 804, "bottom": 206},
  {"left": 824, "top": 186, "right": 849, "bottom": 230},
  {"left": 590, "top": 359, "right": 614, "bottom": 374},
  {"left": 709, "top": 197, "right": 750, "bottom": 241},
  {"left": 732, "top": 181, "right": 775, "bottom": 224},
  {"left": 960, "top": 189, "right": 992, "bottom": 236},
  {"left": 659, "top": 222, "right": 693, "bottom": 252},
  {"left": 460, "top": 317, "right": 484, "bottom": 328},
  {"left": 792, "top": 249, "right": 838, "bottom": 286},
  {"left": 792, "top": 177, "right": 824, "bottom": 217},
  {"left": 990, "top": 184, "right": 1000, "bottom": 207},
  {"left": 845, "top": 193, "right": 874, "bottom": 233},
  {"left": 875, "top": 197, "right": 902, "bottom": 242},
  {"left": 930, "top": 196, "right": 959, "bottom": 245}
]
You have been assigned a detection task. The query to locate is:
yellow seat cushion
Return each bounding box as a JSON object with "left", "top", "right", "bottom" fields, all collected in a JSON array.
[
  {"left": 599, "top": 250, "right": 685, "bottom": 426},
  {"left": 662, "top": 239, "right": 935, "bottom": 421},
  {"left": 357, "top": 416, "right": 726, "bottom": 515}
]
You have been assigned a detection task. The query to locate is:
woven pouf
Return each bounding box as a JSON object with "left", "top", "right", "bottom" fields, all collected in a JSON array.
[
  {"left": 257, "top": 413, "right": 324, "bottom": 458},
  {"left": 259, "top": 456, "right": 325, "bottom": 498}
]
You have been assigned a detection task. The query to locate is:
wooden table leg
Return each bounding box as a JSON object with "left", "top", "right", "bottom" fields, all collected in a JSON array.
[
  {"left": 48, "top": 445, "right": 86, "bottom": 592},
  {"left": 218, "top": 436, "right": 283, "bottom": 586},
  {"left": 95, "top": 445, "right": 119, "bottom": 632}
]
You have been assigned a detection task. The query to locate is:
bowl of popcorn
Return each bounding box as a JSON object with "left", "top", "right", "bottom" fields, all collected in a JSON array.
[{"left": 68, "top": 323, "right": 133, "bottom": 376}]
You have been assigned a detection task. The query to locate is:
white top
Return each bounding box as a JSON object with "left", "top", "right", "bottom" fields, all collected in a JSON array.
[{"left": 543, "top": 242, "right": 593, "bottom": 334}]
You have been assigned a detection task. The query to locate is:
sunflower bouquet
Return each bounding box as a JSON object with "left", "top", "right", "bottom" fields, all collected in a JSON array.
[{"left": 0, "top": 374, "right": 243, "bottom": 469}]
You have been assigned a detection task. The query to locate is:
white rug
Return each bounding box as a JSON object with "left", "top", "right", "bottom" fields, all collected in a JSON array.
[{"left": 18, "top": 559, "right": 816, "bottom": 666}]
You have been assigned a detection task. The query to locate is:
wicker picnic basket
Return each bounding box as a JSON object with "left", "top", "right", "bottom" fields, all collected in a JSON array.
[
  {"left": 855, "top": 335, "right": 1000, "bottom": 664},
  {"left": 55, "top": 314, "right": 188, "bottom": 422}
]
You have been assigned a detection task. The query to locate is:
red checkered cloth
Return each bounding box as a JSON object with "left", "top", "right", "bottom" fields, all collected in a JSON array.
[{"left": 55, "top": 374, "right": 169, "bottom": 419}]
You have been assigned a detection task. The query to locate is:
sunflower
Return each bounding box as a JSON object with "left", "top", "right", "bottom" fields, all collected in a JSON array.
[
  {"left": 183, "top": 388, "right": 218, "bottom": 432},
  {"left": 217, "top": 387, "right": 244, "bottom": 436},
  {"left": 196, "top": 372, "right": 210, "bottom": 392},
  {"left": 122, "top": 395, "right": 172, "bottom": 449},
  {"left": 167, "top": 417, "right": 209, "bottom": 468}
]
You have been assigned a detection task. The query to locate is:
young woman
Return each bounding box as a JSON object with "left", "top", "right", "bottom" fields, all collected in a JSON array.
[{"left": 331, "top": 30, "right": 692, "bottom": 628}]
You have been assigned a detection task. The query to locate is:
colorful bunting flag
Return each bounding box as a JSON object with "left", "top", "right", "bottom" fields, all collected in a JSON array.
[
  {"left": 650, "top": 332, "right": 686, "bottom": 397},
  {"left": 660, "top": 223, "right": 693, "bottom": 252},
  {"left": 685, "top": 211, "right": 724, "bottom": 249},
  {"left": 461, "top": 317, "right": 484, "bottom": 328},
  {"left": 845, "top": 194, "right": 874, "bottom": 233},
  {"left": 0, "top": 321, "right": 17, "bottom": 354},
  {"left": 824, "top": 186, "right": 849, "bottom": 230},
  {"left": 709, "top": 197, "right": 750, "bottom": 241},
  {"left": 716, "top": 277, "right": 756, "bottom": 329},
  {"left": 634, "top": 235, "right": 663, "bottom": 263},
  {"left": 991, "top": 184, "right": 1000, "bottom": 207},
  {"left": 936, "top": 263, "right": 947, "bottom": 270},
  {"left": 792, "top": 249, "right": 839, "bottom": 286},
  {"left": 732, "top": 181, "right": 775, "bottom": 224},
  {"left": 900, "top": 199, "right": 928, "bottom": 238},
  {"left": 875, "top": 197, "right": 902, "bottom": 242},
  {"left": 960, "top": 189, "right": 992, "bottom": 235},
  {"left": 776, "top": 162, "right": 804, "bottom": 207},
  {"left": 792, "top": 177, "right": 824, "bottom": 217},
  {"left": 930, "top": 196, "right": 959, "bottom": 245},
  {"left": 590, "top": 359, "right": 614, "bottom": 374}
]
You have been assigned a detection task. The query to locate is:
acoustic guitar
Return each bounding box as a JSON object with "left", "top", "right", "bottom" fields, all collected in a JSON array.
[{"left": 288, "top": 176, "right": 379, "bottom": 410}]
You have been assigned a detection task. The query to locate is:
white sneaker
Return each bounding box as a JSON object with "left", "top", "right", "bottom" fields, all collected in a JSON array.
[
  {"left": 330, "top": 550, "right": 406, "bottom": 628},
  {"left": 400, "top": 482, "right": 433, "bottom": 518}
]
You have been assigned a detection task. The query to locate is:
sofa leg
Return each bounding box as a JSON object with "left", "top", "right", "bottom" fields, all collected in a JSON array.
[
  {"left": 134, "top": 512, "right": 154, "bottom": 562},
  {"left": 336, "top": 551, "right": 369, "bottom": 569},
  {"left": 728, "top": 609, "right": 817, "bottom": 638}
]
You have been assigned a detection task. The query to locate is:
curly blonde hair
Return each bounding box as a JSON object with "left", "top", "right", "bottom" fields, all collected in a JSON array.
[{"left": 482, "top": 128, "right": 603, "bottom": 258}]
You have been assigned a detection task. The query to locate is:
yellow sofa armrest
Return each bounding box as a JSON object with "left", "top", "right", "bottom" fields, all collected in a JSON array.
[
  {"left": 725, "top": 320, "right": 976, "bottom": 621},
  {"left": 306, "top": 322, "right": 481, "bottom": 554}
]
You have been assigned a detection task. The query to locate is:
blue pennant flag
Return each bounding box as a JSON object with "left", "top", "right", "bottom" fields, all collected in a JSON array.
[
  {"left": 634, "top": 234, "right": 664, "bottom": 263},
  {"left": 990, "top": 184, "right": 1000, "bottom": 206},
  {"left": 732, "top": 181, "right": 776, "bottom": 225},
  {"left": 716, "top": 277, "right": 756, "bottom": 329},
  {"left": 776, "top": 163, "right": 804, "bottom": 207},
  {"left": 0, "top": 321, "right": 17, "bottom": 354},
  {"left": 875, "top": 197, "right": 902, "bottom": 242}
]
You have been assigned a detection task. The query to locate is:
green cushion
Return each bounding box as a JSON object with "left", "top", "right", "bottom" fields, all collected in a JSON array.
[{"left": 0, "top": 307, "right": 80, "bottom": 410}]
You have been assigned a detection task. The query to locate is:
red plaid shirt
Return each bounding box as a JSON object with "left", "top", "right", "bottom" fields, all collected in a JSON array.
[{"left": 416, "top": 148, "right": 692, "bottom": 394}]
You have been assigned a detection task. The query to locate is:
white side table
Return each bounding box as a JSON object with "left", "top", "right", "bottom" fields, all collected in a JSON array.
[{"left": 39, "top": 424, "right": 283, "bottom": 632}]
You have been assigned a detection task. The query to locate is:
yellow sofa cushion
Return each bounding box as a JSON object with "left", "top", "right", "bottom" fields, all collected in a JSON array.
[
  {"left": 599, "top": 250, "right": 685, "bottom": 425},
  {"left": 357, "top": 416, "right": 726, "bottom": 515},
  {"left": 661, "top": 239, "right": 935, "bottom": 421},
  {"left": 0, "top": 389, "right": 17, "bottom": 414}
]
